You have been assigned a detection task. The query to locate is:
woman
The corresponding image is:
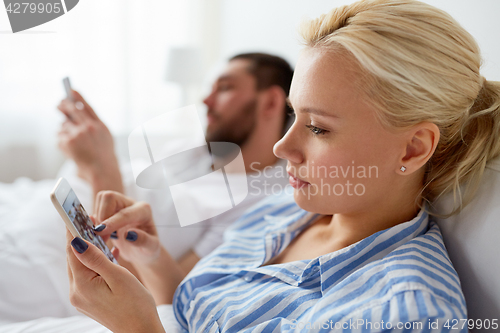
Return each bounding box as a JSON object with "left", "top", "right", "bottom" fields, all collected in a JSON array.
[{"left": 67, "top": 0, "right": 500, "bottom": 332}]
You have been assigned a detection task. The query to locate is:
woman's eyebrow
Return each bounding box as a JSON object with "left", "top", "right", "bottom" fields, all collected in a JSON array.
[{"left": 287, "top": 98, "right": 340, "bottom": 118}]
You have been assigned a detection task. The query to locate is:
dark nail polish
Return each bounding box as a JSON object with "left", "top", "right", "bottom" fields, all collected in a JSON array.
[
  {"left": 110, "top": 231, "right": 118, "bottom": 239},
  {"left": 126, "top": 231, "right": 138, "bottom": 242},
  {"left": 71, "top": 237, "right": 88, "bottom": 254},
  {"left": 93, "top": 224, "right": 106, "bottom": 232}
]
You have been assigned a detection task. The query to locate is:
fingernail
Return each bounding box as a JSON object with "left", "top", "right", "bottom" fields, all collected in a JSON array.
[
  {"left": 93, "top": 224, "right": 106, "bottom": 232},
  {"left": 126, "top": 231, "right": 138, "bottom": 242},
  {"left": 71, "top": 237, "right": 88, "bottom": 254},
  {"left": 110, "top": 231, "right": 118, "bottom": 239}
]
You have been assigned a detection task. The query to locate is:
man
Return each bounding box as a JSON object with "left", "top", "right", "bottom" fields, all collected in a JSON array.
[{"left": 0, "top": 53, "right": 294, "bottom": 328}]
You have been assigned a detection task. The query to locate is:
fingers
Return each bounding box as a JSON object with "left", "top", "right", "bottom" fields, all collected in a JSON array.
[
  {"left": 59, "top": 120, "right": 72, "bottom": 133},
  {"left": 117, "top": 228, "right": 157, "bottom": 252},
  {"left": 68, "top": 235, "right": 117, "bottom": 287},
  {"left": 94, "top": 191, "right": 136, "bottom": 226},
  {"left": 66, "top": 230, "right": 99, "bottom": 287},
  {"left": 111, "top": 246, "right": 120, "bottom": 262},
  {"left": 66, "top": 229, "right": 74, "bottom": 282},
  {"left": 66, "top": 229, "right": 120, "bottom": 318},
  {"left": 71, "top": 90, "right": 99, "bottom": 120},
  {"left": 95, "top": 201, "right": 152, "bottom": 237},
  {"left": 58, "top": 120, "right": 78, "bottom": 140},
  {"left": 90, "top": 215, "right": 110, "bottom": 243},
  {"left": 57, "top": 101, "right": 75, "bottom": 123},
  {"left": 57, "top": 123, "right": 81, "bottom": 155},
  {"left": 108, "top": 228, "right": 161, "bottom": 265},
  {"left": 58, "top": 89, "right": 99, "bottom": 124},
  {"left": 89, "top": 214, "right": 97, "bottom": 226},
  {"left": 58, "top": 99, "right": 83, "bottom": 124},
  {"left": 95, "top": 191, "right": 119, "bottom": 225}
]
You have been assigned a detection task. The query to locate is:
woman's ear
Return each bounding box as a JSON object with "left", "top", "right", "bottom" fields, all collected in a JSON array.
[{"left": 398, "top": 122, "right": 440, "bottom": 174}]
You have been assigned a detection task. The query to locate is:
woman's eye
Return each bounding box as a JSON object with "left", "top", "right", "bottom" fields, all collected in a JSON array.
[{"left": 306, "top": 124, "right": 328, "bottom": 135}]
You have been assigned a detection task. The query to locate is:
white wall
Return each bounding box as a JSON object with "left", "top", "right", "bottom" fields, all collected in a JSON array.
[
  {"left": 0, "top": 0, "right": 204, "bottom": 182},
  {"left": 218, "top": 0, "right": 500, "bottom": 80}
]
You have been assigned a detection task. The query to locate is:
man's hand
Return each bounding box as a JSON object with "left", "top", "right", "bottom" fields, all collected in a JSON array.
[{"left": 57, "top": 90, "right": 123, "bottom": 196}]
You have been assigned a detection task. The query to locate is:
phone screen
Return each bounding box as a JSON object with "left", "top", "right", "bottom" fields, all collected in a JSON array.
[{"left": 62, "top": 189, "right": 116, "bottom": 262}]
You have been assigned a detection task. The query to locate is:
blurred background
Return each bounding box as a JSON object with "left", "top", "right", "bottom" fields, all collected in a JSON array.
[{"left": 0, "top": 0, "right": 499, "bottom": 182}]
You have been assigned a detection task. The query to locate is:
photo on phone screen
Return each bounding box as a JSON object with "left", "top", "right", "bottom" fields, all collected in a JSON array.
[{"left": 62, "top": 189, "right": 116, "bottom": 262}]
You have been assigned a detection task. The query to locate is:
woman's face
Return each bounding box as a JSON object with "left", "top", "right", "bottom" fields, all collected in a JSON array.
[{"left": 274, "top": 48, "right": 408, "bottom": 215}]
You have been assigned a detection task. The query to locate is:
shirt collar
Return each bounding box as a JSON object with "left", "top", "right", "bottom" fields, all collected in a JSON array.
[
  {"left": 318, "top": 206, "right": 429, "bottom": 295},
  {"left": 254, "top": 204, "right": 430, "bottom": 293}
]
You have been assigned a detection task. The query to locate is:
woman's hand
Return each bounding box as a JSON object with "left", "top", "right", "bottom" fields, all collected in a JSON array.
[
  {"left": 66, "top": 229, "right": 165, "bottom": 333},
  {"left": 93, "top": 191, "right": 161, "bottom": 265},
  {"left": 93, "top": 191, "right": 187, "bottom": 305}
]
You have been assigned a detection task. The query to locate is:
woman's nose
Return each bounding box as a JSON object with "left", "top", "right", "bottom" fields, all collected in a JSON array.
[{"left": 273, "top": 127, "right": 304, "bottom": 164}]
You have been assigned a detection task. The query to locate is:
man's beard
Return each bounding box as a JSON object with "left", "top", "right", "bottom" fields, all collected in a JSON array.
[{"left": 206, "top": 98, "right": 257, "bottom": 148}]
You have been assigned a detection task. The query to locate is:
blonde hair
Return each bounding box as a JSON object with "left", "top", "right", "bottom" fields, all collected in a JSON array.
[{"left": 300, "top": 0, "right": 500, "bottom": 217}]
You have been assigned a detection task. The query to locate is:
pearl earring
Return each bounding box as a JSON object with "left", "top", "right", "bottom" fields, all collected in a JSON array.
[{"left": 400, "top": 166, "right": 406, "bottom": 172}]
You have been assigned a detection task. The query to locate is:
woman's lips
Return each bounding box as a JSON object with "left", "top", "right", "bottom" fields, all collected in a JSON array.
[{"left": 288, "top": 172, "right": 310, "bottom": 189}]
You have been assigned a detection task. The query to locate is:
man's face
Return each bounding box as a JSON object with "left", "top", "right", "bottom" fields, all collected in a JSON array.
[{"left": 204, "top": 59, "right": 259, "bottom": 146}]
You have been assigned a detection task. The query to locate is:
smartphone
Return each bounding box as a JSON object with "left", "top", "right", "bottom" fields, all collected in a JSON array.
[
  {"left": 50, "top": 177, "right": 118, "bottom": 264},
  {"left": 63, "top": 77, "right": 73, "bottom": 101}
]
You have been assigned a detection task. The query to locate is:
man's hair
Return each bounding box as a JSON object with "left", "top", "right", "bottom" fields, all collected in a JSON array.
[{"left": 230, "top": 53, "right": 294, "bottom": 132}]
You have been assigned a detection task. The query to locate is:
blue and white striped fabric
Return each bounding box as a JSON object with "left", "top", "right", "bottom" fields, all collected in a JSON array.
[{"left": 173, "top": 192, "right": 466, "bottom": 332}]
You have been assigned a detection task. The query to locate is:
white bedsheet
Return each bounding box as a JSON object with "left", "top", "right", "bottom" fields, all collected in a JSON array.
[
  {"left": 0, "top": 177, "right": 86, "bottom": 325},
  {"left": 0, "top": 304, "right": 181, "bottom": 333}
]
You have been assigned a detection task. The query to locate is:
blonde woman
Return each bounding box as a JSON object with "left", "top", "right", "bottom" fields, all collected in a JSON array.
[{"left": 64, "top": 0, "right": 500, "bottom": 332}]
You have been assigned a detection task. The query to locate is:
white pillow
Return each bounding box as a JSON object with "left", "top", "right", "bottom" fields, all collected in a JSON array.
[{"left": 433, "top": 155, "right": 500, "bottom": 320}]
